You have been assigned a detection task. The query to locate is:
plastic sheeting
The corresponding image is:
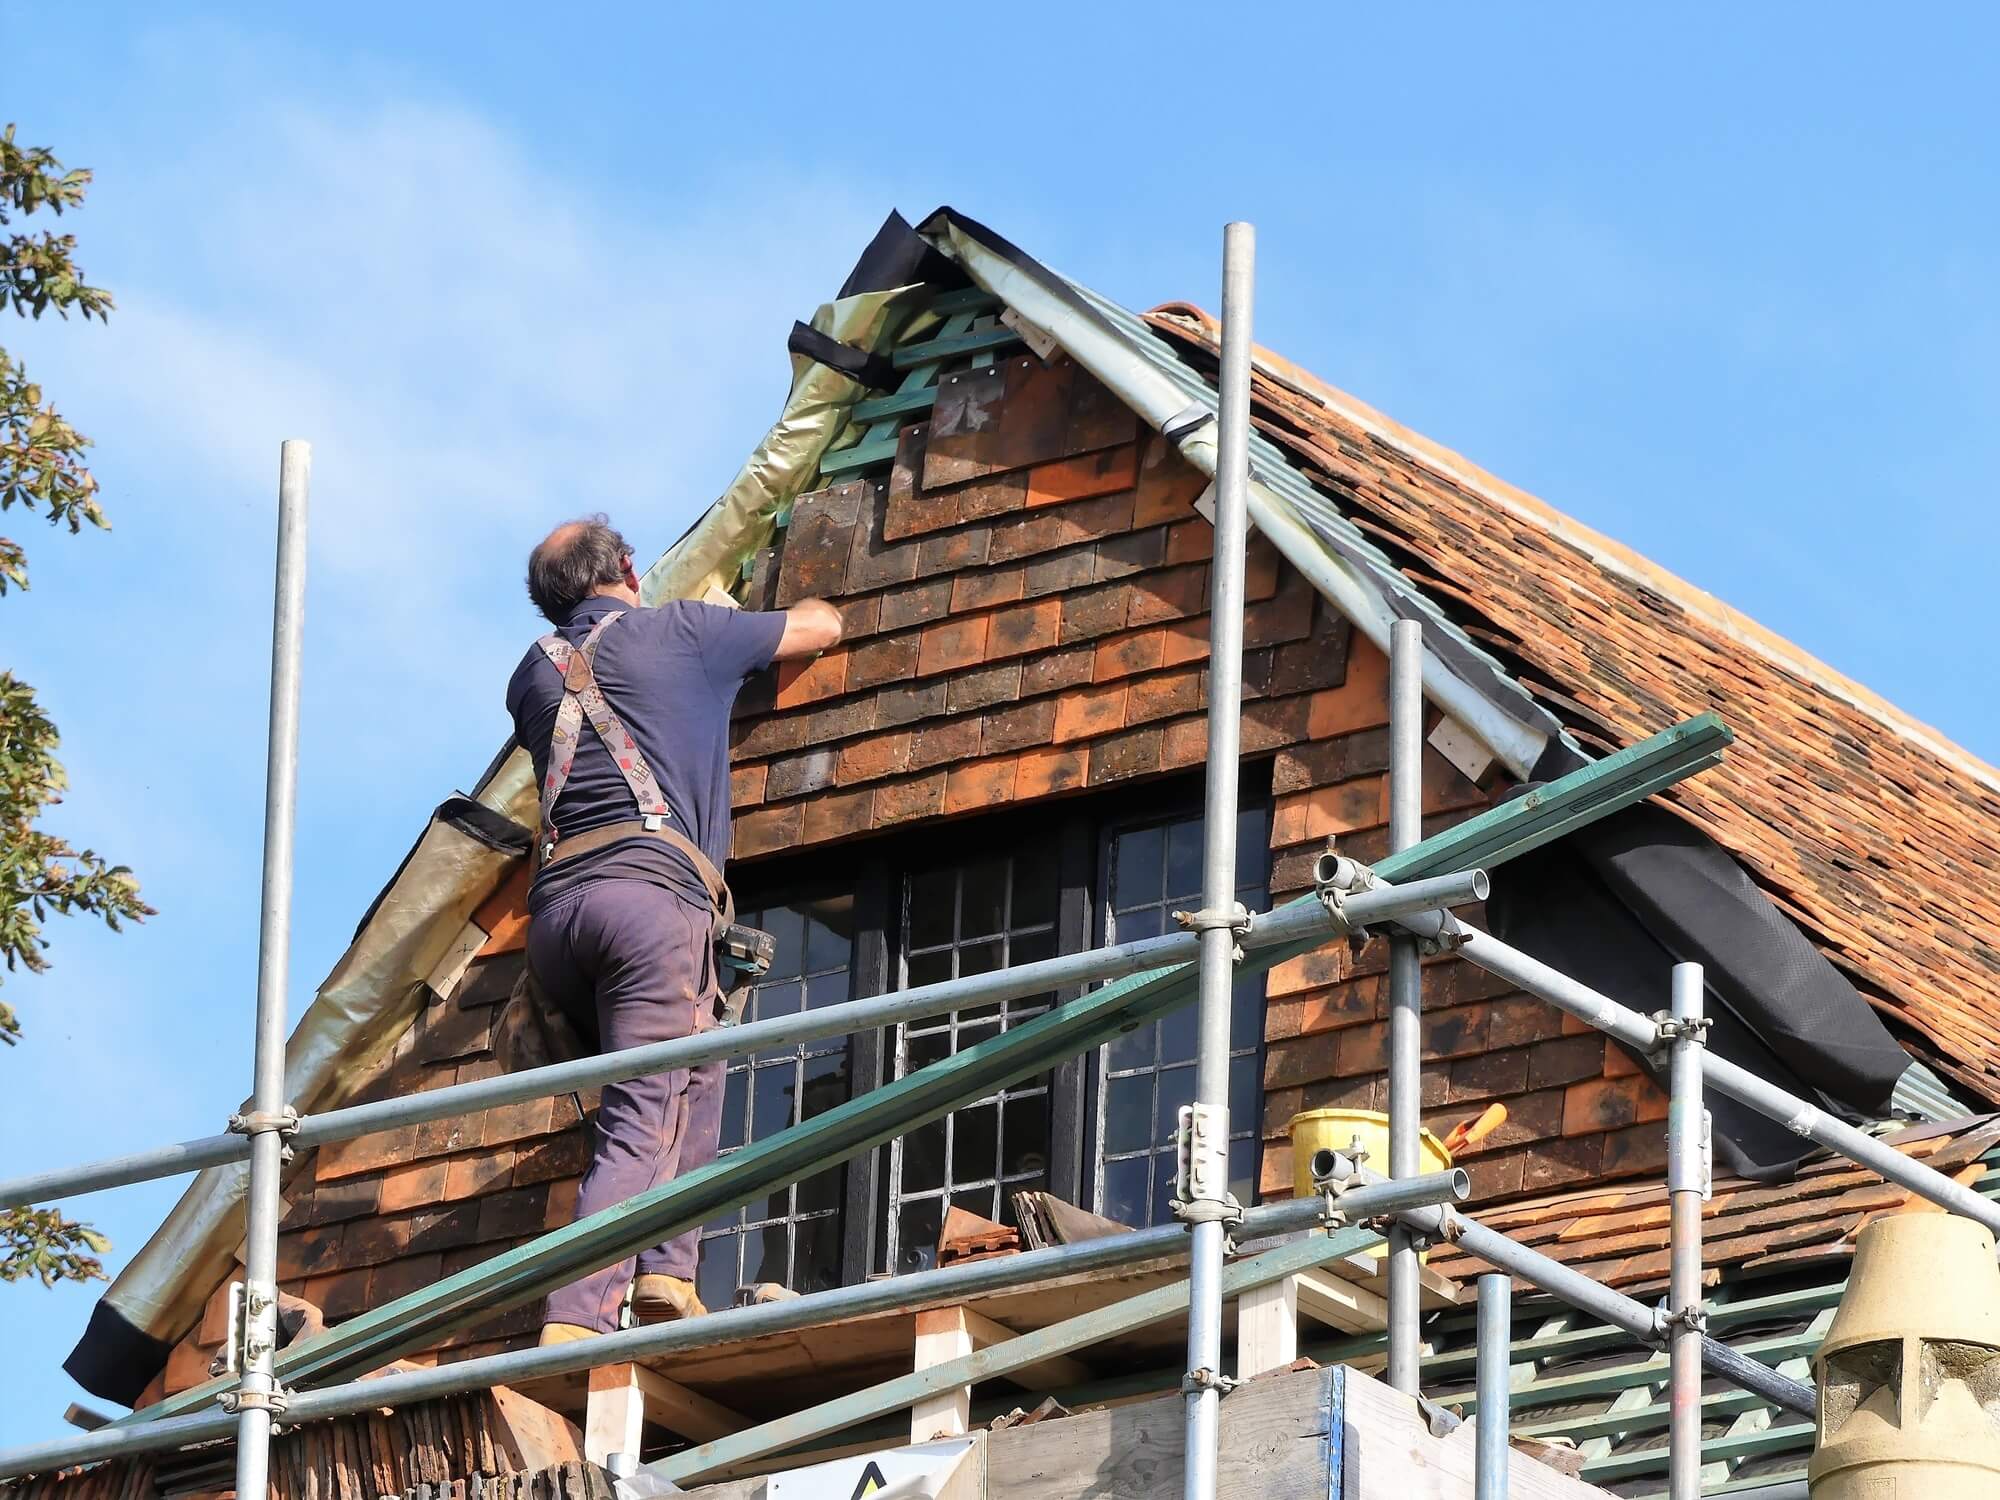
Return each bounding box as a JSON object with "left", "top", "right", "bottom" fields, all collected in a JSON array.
[
  {"left": 68, "top": 800, "right": 529, "bottom": 1403},
  {"left": 67, "top": 279, "right": 925, "bottom": 1407}
]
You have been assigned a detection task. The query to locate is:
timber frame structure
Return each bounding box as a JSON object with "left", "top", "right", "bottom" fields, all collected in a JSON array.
[{"left": 4, "top": 213, "right": 1997, "bottom": 1500}]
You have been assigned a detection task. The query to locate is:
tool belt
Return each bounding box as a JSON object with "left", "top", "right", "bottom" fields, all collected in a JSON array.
[
  {"left": 532, "top": 611, "right": 772, "bottom": 1025},
  {"left": 539, "top": 817, "right": 772, "bottom": 1025}
]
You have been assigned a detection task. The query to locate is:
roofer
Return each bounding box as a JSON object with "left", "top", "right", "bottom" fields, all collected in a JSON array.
[{"left": 507, "top": 516, "right": 842, "bottom": 1345}]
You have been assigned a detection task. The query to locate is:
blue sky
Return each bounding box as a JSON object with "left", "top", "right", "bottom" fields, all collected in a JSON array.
[{"left": 4, "top": 3, "right": 1998, "bottom": 1442}]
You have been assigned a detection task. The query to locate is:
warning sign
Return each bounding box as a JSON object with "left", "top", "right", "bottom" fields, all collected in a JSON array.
[{"left": 764, "top": 1439, "right": 972, "bottom": 1499}]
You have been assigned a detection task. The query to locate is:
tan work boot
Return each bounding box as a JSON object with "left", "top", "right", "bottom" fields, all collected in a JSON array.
[
  {"left": 538, "top": 1321, "right": 597, "bottom": 1347},
  {"left": 631, "top": 1274, "right": 706, "bottom": 1324}
]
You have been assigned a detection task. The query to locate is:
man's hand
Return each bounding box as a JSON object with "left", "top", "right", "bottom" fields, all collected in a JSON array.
[{"left": 774, "top": 597, "right": 843, "bottom": 661}]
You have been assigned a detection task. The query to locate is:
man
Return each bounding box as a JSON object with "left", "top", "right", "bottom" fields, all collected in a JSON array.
[{"left": 506, "top": 515, "right": 841, "bottom": 1344}]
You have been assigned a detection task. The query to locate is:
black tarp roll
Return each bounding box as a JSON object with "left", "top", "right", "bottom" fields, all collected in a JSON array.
[{"left": 1487, "top": 801, "right": 1911, "bottom": 1181}]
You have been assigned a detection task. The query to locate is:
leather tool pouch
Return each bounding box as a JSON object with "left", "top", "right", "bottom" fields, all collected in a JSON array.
[{"left": 713, "top": 922, "right": 776, "bottom": 1027}]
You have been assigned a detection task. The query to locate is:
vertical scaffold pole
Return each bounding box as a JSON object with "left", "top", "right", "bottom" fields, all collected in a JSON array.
[
  {"left": 233, "top": 440, "right": 310, "bottom": 1500},
  {"left": 1475, "top": 1272, "right": 1511, "bottom": 1500},
  {"left": 1385, "top": 616, "right": 1424, "bottom": 1393},
  {"left": 1180, "top": 220, "right": 1254, "bottom": 1500},
  {"left": 1667, "top": 961, "right": 1708, "bottom": 1500}
]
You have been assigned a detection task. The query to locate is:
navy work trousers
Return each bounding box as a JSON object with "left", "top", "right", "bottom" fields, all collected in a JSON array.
[{"left": 526, "top": 878, "right": 724, "bottom": 1333}]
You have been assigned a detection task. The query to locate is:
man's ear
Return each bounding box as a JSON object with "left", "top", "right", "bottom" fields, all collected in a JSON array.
[{"left": 621, "top": 555, "right": 641, "bottom": 591}]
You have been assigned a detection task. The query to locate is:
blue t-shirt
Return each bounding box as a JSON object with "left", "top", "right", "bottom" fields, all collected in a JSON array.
[{"left": 507, "top": 594, "right": 786, "bottom": 911}]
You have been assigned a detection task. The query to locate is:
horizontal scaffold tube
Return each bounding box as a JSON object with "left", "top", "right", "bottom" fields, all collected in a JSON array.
[
  {"left": 0, "top": 1172, "right": 1469, "bottom": 1479},
  {"left": 0, "top": 871, "right": 1485, "bottom": 1210},
  {"left": 1417, "top": 1204, "right": 1816, "bottom": 1417},
  {"left": 1436, "top": 923, "right": 2000, "bottom": 1238}
]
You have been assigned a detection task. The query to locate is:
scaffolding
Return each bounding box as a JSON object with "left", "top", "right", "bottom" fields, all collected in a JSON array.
[{"left": 1, "top": 223, "right": 1990, "bottom": 1500}]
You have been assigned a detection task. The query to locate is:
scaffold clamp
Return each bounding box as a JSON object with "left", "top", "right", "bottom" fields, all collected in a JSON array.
[
  {"left": 1180, "top": 1366, "right": 1238, "bottom": 1396},
  {"left": 218, "top": 1384, "right": 291, "bottom": 1418},
  {"left": 1650, "top": 1012, "right": 1713, "bottom": 1049},
  {"left": 1653, "top": 1301, "right": 1709, "bottom": 1339},
  {"left": 1173, "top": 902, "right": 1252, "bottom": 962},
  {"left": 1173, "top": 1102, "right": 1244, "bottom": 1228},
  {"left": 229, "top": 1105, "right": 301, "bottom": 1163}
]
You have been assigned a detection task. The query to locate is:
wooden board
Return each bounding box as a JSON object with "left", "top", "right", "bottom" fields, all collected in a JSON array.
[
  {"left": 985, "top": 1365, "right": 1336, "bottom": 1500},
  {"left": 1340, "top": 1368, "right": 1615, "bottom": 1499},
  {"left": 983, "top": 1365, "right": 1617, "bottom": 1500},
  {"left": 516, "top": 1243, "right": 1457, "bottom": 1428}
]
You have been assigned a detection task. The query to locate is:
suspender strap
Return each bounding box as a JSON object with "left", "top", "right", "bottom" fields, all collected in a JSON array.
[
  {"left": 536, "top": 611, "right": 673, "bottom": 836},
  {"left": 534, "top": 611, "right": 733, "bottom": 930}
]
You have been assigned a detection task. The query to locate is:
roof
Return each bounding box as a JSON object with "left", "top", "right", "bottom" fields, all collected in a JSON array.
[
  {"left": 901, "top": 209, "right": 2000, "bottom": 1098},
  {"left": 1359, "top": 1117, "right": 2000, "bottom": 1497},
  {"left": 1127, "top": 302, "right": 2000, "bottom": 1099}
]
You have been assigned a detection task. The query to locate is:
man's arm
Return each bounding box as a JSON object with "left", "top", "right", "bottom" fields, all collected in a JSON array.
[{"left": 773, "top": 598, "right": 843, "bottom": 662}]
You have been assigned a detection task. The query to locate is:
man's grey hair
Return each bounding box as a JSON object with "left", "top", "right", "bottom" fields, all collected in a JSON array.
[{"left": 527, "top": 515, "right": 632, "bottom": 622}]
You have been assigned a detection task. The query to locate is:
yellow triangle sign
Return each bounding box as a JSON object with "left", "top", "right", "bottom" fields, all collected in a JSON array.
[{"left": 849, "top": 1460, "right": 890, "bottom": 1498}]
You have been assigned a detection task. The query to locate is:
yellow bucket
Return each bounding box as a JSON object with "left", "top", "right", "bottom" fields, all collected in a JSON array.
[{"left": 1288, "top": 1108, "right": 1452, "bottom": 1199}]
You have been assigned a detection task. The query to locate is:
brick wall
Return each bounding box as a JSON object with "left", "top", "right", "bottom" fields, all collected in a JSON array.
[{"left": 149, "top": 353, "right": 1666, "bottom": 1394}]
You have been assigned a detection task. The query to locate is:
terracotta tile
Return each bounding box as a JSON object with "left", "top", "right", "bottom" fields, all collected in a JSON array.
[
  {"left": 733, "top": 712, "right": 808, "bottom": 760},
  {"left": 1127, "top": 565, "right": 1207, "bottom": 626},
  {"left": 1160, "top": 716, "right": 1209, "bottom": 769},
  {"left": 734, "top": 802, "right": 803, "bottom": 859},
  {"left": 846, "top": 632, "right": 921, "bottom": 693},
  {"left": 1093, "top": 629, "right": 1167, "bottom": 682},
  {"left": 987, "top": 598, "right": 1061, "bottom": 660},
  {"left": 1160, "top": 616, "right": 1212, "bottom": 667},
  {"left": 917, "top": 615, "right": 990, "bottom": 677},
  {"left": 1015, "top": 743, "right": 1090, "bottom": 798},
  {"left": 1126, "top": 666, "right": 1203, "bottom": 725},
  {"left": 1093, "top": 527, "right": 1167, "bottom": 581},
  {"left": 803, "top": 785, "right": 875, "bottom": 843},
  {"left": 954, "top": 470, "right": 1029, "bottom": 523},
  {"left": 875, "top": 769, "right": 948, "bottom": 825},
  {"left": 1021, "top": 645, "right": 1096, "bottom": 697},
  {"left": 917, "top": 524, "right": 991, "bottom": 577},
  {"left": 1022, "top": 546, "right": 1097, "bottom": 598},
  {"left": 1088, "top": 726, "right": 1163, "bottom": 784},
  {"left": 910, "top": 717, "right": 984, "bottom": 771},
  {"left": 774, "top": 650, "right": 847, "bottom": 709},
  {"left": 1562, "top": 1074, "right": 1669, "bottom": 1136},
  {"left": 1055, "top": 489, "right": 1137, "bottom": 546},
  {"left": 1052, "top": 681, "right": 1128, "bottom": 743},
  {"left": 948, "top": 661, "right": 1022, "bottom": 714},
  {"left": 1059, "top": 584, "right": 1129, "bottom": 644},
  {"left": 836, "top": 732, "right": 916, "bottom": 788},
  {"left": 944, "top": 757, "right": 1020, "bottom": 814},
  {"left": 984, "top": 698, "right": 1059, "bottom": 755},
  {"left": 879, "top": 577, "right": 954, "bottom": 632},
  {"left": 774, "top": 482, "right": 864, "bottom": 606},
  {"left": 875, "top": 679, "right": 949, "bottom": 728},
  {"left": 1024, "top": 444, "right": 1139, "bottom": 507},
  {"left": 1165, "top": 519, "right": 1214, "bottom": 564},
  {"left": 729, "top": 762, "right": 768, "bottom": 809},
  {"left": 444, "top": 1149, "right": 515, "bottom": 1200},
  {"left": 950, "top": 564, "right": 1025, "bottom": 613}
]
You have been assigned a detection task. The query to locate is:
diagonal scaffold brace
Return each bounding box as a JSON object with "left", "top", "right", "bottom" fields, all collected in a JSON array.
[{"left": 118, "top": 709, "right": 1734, "bottom": 1430}]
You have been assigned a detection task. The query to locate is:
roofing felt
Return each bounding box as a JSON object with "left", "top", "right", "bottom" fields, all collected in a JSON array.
[{"left": 1127, "top": 303, "right": 2000, "bottom": 1101}]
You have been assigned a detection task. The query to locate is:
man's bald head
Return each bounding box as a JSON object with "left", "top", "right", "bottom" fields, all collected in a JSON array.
[{"left": 526, "top": 514, "right": 635, "bottom": 622}]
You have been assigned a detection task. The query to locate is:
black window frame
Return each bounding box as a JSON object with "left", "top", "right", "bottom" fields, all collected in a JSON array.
[{"left": 706, "top": 766, "right": 1272, "bottom": 1293}]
